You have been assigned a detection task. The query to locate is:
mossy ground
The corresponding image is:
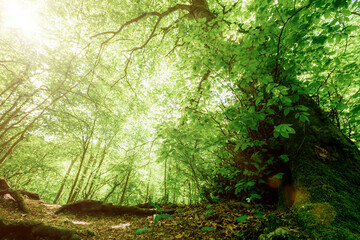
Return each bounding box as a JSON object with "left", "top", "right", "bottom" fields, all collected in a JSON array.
[
  {"left": 0, "top": 198, "right": 306, "bottom": 240},
  {"left": 1, "top": 196, "right": 359, "bottom": 239}
]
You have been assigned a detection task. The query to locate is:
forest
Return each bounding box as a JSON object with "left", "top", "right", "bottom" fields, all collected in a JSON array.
[{"left": 0, "top": 0, "right": 359, "bottom": 239}]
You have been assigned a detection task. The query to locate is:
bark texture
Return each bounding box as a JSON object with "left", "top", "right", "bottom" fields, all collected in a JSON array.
[{"left": 280, "top": 95, "right": 360, "bottom": 239}]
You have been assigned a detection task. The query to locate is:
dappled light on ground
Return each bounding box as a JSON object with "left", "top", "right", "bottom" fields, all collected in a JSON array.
[{"left": 0, "top": 198, "right": 306, "bottom": 239}]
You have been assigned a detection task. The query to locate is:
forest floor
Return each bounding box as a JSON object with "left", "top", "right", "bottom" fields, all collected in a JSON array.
[{"left": 0, "top": 198, "right": 303, "bottom": 239}]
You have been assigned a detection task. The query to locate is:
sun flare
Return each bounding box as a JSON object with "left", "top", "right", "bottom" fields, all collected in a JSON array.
[{"left": 1, "top": 0, "right": 41, "bottom": 37}]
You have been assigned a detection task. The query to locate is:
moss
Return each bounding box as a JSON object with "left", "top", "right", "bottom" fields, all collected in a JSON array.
[
  {"left": 32, "top": 224, "right": 81, "bottom": 240},
  {"left": 295, "top": 203, "right": 336, "bottom": 226},
  {"left": 0, "top": 218, "right": 80, "bottom": 240},
  {"left": 259, "top": 227, "right": 297, "bottom": 240},
  {"left": 280, "top": 95, "right": 360, "bottom": 239},
  {"left": 262, "top": 214, "right": 286, "bottom": 233},
  {"left": 82, "top": 227, "right": 96, "bottom": 236},
  {"left": 0, "top": 189, "right": 30, "bottom": 213},
  {"left": 56, "top": 200, "right": 175, "bottom": 216}
]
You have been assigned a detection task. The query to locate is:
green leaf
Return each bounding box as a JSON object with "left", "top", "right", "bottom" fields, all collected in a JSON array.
[
  {"left": 235, "top": 215, "right": 248, "bottom": 222},
  {"left": 252, "top": 209, "right": 265, "bottom": 218},
  {"left": 149, "top": 200, "right": 162, "bottom": 214},
  {"left": 154, "top": 214, "right": 172, "bottom": 225},
  {"left": 279, "top": 154, "right": 289, "bottom": 163},
  {"left": 271, "top": 172, "right": 284, "bottom": 179},
  {"left": 250, "top": 193, "right": 262, "bottom": 200},
  {"left": 201, "top": 226, "right": 214, "bottom": 231},
  {"left": 297, "top": 105, "right": 309, "bottom": 111},
  {"left": 254, "top": 212, "right": 265, "bottom": 218},
  {"left": 245, "top": 181, "right": 256, "bottom": 188},
  {"left": 205, "top": 210, "right": 214, "bottom": 215},
  {"left": 274, "top": 124, "right": 295, "bottom": 138},
  {"left": 284, "top": 108, "right": 290, "bottom": 116},
  {"left": 342, "top": 9, "right": 351, "bottom": 16},
  {"left": 299, "top": 115, "right": 309, "bottom": 123},
  {"left": 274, "top": 131, "right": 280, "bottom": 138},
  {"left": 280, "top": 131, "right": 289, "bottom": 138},
  {"left": 350, "top": 105, "right": 360, "bottom": 115},
  {"left": 135, "top": 227, "right": 150, "bottom": 236}
]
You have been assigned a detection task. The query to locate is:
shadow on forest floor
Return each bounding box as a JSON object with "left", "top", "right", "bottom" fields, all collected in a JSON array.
[{"left": 0, "top": 197, "right": 304, "bottom": 239}]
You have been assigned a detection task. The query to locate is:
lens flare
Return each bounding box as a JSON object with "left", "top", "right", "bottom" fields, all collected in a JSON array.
[{"left": 1, "top": 0, "right": 41, "bottom": 37}]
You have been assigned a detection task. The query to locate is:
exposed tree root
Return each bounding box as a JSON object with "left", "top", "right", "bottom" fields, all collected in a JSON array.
[
  {"left": 56, "top": 200, "right": 175, "bottom": 216},
  {"left": 0, "top": 189, "right": 30, "bottom": 214},
  {"left": 0, "top": 218, "right": 80, "bottom": 240},
  {"left": 18, "top": 190, "right": 40, "bottom": 200}
]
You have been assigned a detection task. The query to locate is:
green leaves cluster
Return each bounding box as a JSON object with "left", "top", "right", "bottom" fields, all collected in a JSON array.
[{"left": 0, "top": 0, "right": 359, "bottom": 207}]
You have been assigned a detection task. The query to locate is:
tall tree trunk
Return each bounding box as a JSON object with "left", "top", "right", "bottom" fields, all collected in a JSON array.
[
  {"left": 83, "top": 144, "right": 108, "bottom": 199},
  {"left": 278, "top": 95, "right": 360, "bottom": 238},
  {"left": 119, "top": 170, "right": 132, "bottom": 206},
  {"left": 67, "top": 138, "right": 90, "bottom": 203},
  {"left": 72, "top": 154, "right": 94, "bottom": 201},
  {"left": 67, "top": 118, "right": 96, "bottom": 203},
  {"left": 188, "top": 182, "right": 192, "bottom": 205},
  {"left": 53, "top": 156, "right": 77, "bottom": 204},
  {"left": 103, "top": 175, "right": 124, "bottom": 202},
  {"left": 145, "top": 169, "right": 151, "bottom": 202},
  {"left": 163, "top": 158, "right": 167, "bottom": 203}
]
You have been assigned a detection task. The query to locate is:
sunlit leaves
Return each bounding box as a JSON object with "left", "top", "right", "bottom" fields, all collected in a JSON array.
[{"left": 1, "top": 0, "right": 360, "bottom": 206}]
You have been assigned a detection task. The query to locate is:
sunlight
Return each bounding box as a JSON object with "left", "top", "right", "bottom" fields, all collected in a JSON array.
[{"left": 1, "top": 0, "right": 41, "bottom": 37}]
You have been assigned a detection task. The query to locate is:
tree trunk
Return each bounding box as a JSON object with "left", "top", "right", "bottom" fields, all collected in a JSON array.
[
  {"left": 53, "top": 156, "right": 77, "bottom": 204},
  {"left": 119, "top": 170, "right": 132, "bottom": 206},
  {"left": 72, "top": 154, "right": 94, "bottom": 201},
  {"left": 83, "top": 145, "right": 108, "bottom": 199},
  {"left": 103, "top": 175, "right": 124, "bottom": 202},
  {"left": 145, "top": 169, "right": 151, "bottom": 202},
  {"left": 67, "top": 139, "right": 90, "bottom": 203},
  {"left": 279, "top": 95, "right": 360, "bottom": 239},
  {"left": 163, "top": 158, "right": 167, "bottom": 204}
]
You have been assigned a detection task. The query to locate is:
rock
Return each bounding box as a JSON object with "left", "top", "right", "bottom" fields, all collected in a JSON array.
[{"left": 3, "top": 193, "right": 16, "bottom": 201}]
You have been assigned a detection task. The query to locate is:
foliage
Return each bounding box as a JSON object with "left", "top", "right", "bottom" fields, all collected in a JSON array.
[{"left": 0, "top": 0, "right": 359, "bottom": 215}]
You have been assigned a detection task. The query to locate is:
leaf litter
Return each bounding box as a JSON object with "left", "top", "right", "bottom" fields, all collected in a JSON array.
[{"left": 0, "top": 198, "right": 303, "bottom": 239}]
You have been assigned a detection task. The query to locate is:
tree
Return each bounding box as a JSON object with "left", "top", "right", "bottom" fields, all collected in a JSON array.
[
  {"left": 87, "top": 0, "right": 360, "bottom": 238},
  {"left": 0, "top": 0, "right": 359, "bottom": 238}
]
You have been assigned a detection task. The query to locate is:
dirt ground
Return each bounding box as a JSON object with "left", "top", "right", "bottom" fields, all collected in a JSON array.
[{"left": 0, "top": 198, "right": 301, "bottom": 239}]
